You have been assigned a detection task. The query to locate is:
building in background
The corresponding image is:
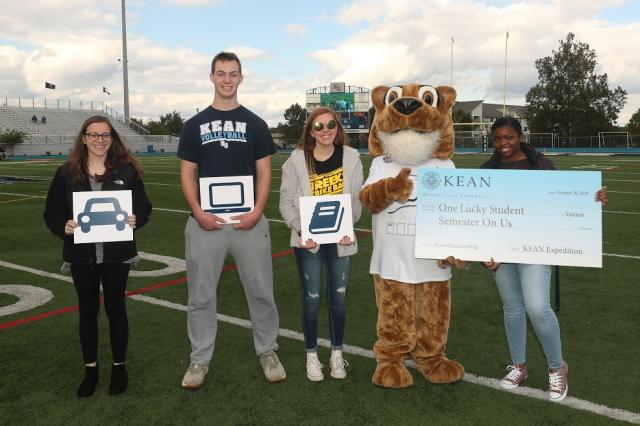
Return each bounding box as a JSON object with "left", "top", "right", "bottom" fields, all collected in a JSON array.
[{"left": 453, "top": 100, "right": 529, "bottom": 131}]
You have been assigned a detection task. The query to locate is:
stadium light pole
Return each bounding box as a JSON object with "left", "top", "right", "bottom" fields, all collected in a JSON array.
[
  {"left": 121, "top": 0, "right": 130, "bottom": 122},
  {"left": 450, "top": 37, "right": 454, "bottom": 86},
  {"left": 503, "top": 31, "right": 508, "bottom": 117}
]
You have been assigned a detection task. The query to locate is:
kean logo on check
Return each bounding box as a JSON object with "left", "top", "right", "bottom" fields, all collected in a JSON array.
[{"left": 309, "top": 201, "right": 344, "bottom": 234}]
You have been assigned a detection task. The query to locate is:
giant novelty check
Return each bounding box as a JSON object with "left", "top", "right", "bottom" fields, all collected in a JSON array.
[{"left": 415, "top": 168, "right": 602, "bottom": 267}]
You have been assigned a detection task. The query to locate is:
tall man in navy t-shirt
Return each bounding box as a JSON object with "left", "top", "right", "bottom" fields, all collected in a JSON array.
[{"left": 178, "top": 51, "right": 285, "bottom": 388}]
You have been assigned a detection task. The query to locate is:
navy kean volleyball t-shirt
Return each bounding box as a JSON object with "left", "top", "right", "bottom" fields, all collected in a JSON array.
[{"left": 177, "top": 105, "right": 275, "bottom": 180}]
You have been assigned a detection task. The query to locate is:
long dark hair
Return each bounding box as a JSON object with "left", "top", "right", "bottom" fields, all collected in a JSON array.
[
  {"left": 65, "top": 115, "right": 143, "bottom": 183},
  {"left": 298, "top": 106, "right": 348, "bottom": 175}
]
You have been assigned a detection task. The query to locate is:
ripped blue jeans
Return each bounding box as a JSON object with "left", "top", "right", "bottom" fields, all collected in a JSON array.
[{"left": 294, "top": 244, "right": 350, "bottom": 352}]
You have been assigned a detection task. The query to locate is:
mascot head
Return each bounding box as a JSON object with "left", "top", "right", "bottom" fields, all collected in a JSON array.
[{"left": 369, "top": 83, "right": 456, "bottom": 165}]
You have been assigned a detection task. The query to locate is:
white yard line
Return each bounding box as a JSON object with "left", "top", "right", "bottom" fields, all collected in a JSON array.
[
  {"left": 0, "top": 191, "right": 45, "bottom": 198},
  {"left": 0, "top": 258, "right": 638, "bottom": 424},
  {"left": 605, "top": 210, "right": 640, "bottom": 215},
  {"left": 153, "top": 207, "right": 373, "bottom": 233}
]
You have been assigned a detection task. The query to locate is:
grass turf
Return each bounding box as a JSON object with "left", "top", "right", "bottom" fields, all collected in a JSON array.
[{"left": 0, "top": 153, "right": 639, "bottom": 424}]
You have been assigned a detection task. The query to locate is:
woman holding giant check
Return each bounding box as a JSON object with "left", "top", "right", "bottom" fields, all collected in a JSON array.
[{"left": 480, "top": 116, "right": 606, "bottom": 402}]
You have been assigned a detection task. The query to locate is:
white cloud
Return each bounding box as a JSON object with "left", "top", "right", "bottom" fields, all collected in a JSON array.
[
  {"left": 284, "top": 23, "right": 308, "bottom": 37},
  {"left": 222, "top": 46, "right": 267, "bottom": 60},
  {"left": 1, "top": 0, "right": 639, "bottom": 128},
  {"left": 316, "top": 0, "right": 640, "bottom": 124}
]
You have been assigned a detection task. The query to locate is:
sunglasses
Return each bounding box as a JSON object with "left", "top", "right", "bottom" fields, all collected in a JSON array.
[{"left": 313, "top": 120, "right": 337, "bottom": 131}]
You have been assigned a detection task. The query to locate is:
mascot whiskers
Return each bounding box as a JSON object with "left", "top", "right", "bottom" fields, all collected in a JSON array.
[{"left": 360, "top": 83, "right": 465, "bottom": 388}]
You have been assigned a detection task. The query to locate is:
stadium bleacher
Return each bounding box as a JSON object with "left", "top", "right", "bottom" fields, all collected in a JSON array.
[{"left": 0, "top": 104, "right": 178, "bottom": 157}]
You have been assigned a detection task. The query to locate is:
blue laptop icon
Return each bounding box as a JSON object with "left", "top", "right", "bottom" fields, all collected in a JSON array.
[
  {"left": 309, "top": 200, "right": 344, "bottom": 234},
  {"left": 206, "top": 182, "right": 251, "bottom": 214}
]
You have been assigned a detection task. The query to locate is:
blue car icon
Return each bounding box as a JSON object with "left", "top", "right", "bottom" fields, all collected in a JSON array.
[{"left": 78, "top": 197, "right": 128, "bottom": 233}]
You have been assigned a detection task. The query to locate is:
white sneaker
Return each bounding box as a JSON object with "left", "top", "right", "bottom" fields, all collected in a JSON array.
[
  {"left": 259, "top": 351, "right": 286, "bottom": 383},
  {"left": 329, "top": 350, "right": 348, "bottom": 379},
  {"left": 306, "top": 352, "right": 324, "bottom": 382},
  {"left": 181, "top": 362, "right": 208, "bottom": 389}
]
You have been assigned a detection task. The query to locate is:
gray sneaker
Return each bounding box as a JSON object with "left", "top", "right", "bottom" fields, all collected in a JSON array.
[
  {"left": 259, "top": 351, "right": 286, "bottom": 383},
  {"left": 181, "top": 362, "right": 209, "bottom": 389}
]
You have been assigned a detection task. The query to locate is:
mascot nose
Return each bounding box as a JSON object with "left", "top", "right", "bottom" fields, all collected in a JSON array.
[{"left": 393, "top": 98, "right": 422, "bottom": 115}]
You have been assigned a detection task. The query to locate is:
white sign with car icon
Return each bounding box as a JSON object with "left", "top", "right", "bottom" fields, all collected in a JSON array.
[{"left": 73, "top": 190, "right": 133, "bottom": 243}]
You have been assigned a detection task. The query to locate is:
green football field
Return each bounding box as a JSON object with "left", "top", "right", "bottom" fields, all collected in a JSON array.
[{"left": 1, "top": 153, "right": 639, "bottom": 424}]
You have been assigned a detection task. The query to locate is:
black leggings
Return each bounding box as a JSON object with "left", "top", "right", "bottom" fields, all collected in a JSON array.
[{"left": 70, "top": 262, "right": 131, "bottom": 364}]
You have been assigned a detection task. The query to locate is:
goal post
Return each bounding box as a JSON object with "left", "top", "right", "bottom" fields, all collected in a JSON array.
[
  {"left": 526, "top": 132, "right": 555, "bottom": 148},
  {"left": 452, "top": 121, "right": 491, "bottom": 150},
  {"left": 598, "top": 132, "right": 631, "bottom": 148}
]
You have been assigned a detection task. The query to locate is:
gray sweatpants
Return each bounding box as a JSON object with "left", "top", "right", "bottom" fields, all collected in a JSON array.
[{"left": 185, "top": 215, "right": 279, "bottom": 365}]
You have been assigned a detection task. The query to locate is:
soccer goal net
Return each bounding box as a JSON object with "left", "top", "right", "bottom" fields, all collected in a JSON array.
[
  {"left": 598, "top": 132, "right": 631, "bottom": 148},
  {"left": 525, "top": 132, "right": 555, "bottom": 149},
  {"left": 453, "top": 121, "right": 491, "bottom": 150}
]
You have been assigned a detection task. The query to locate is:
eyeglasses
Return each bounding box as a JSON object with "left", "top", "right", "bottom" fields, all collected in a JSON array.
[
  {"left": 85, "top": 132, "right": 112, "bottom": 141},
  {"left": 313, "top": 120, "right": 337, "bottom": 131}
]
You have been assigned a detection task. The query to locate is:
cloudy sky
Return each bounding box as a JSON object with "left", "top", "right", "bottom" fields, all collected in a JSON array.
[{"left": 1, "top": 0, "right": 639, "bottom": 127}]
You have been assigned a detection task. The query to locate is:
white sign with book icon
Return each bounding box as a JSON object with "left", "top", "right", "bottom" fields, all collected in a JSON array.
[
  {"left": 72, "top": 190, "right": 133, "bottom": 243},
  {"left": 299, "top": 194, "right": 354, "bottom": 245},
  {"left": 199, "top": 175, "right": 254, "bottom": 224}
]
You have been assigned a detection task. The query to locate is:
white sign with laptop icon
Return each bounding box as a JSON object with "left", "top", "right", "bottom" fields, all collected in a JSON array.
[
  {"left": 199, "top": 175, "right": 254, "bottom": 224},
  {"left": 299, "top": 194, "right": 354, "bottom": 245}
]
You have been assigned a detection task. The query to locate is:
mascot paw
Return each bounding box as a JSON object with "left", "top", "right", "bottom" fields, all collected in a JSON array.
[
  {"left": 360, "top": 168, "right": 414, "bottom": 214},
  {"left": 387, "top": 167, "right": 413, "bottom": 203},
  {"left": 414, "top": 356, "right": 465, "bottom": 384},
  {"left": 437, "top": 256, "right": 465, "bottom": 270},
  {"left": 372, "top": 360, "right": 414, "bottom": 388}
]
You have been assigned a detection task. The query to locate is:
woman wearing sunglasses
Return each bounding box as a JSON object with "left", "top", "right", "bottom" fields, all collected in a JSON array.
[
  {"left": 279, "top": 107, "right": 363, "bottom": 381},
  {"left": 44, "top": 115, "right": 152, "bottom": 397}
]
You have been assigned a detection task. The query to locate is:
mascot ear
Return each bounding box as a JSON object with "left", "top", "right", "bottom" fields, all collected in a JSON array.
[
  {"left": 432, "top": 85, "right": 457, "bottom": 160},
  {"left": 371, "top": 85, "right": 389, "bottom": 112},
  {"left": 368, "top": 85, "right": 390, "bottom": 158},
  {"left": 436, "top": 86, "right": 457, "bottom": 113}
]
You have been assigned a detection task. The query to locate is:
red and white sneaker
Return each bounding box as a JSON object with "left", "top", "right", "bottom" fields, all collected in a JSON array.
[
  {"left": 548, "top": 362, "right": 568, "bottom": 402},
  {"left": 500, "top": 363, "right": 528, "bottom": 389}
]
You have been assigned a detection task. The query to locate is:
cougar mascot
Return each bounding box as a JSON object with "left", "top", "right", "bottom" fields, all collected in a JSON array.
[{"left": 360, "top": 83, "right": 465, "bottom": 388}]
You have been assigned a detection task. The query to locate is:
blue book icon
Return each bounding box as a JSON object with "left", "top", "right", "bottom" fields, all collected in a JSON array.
[{"left": 309, "top": 200, "right": 344, "bottom": 234}]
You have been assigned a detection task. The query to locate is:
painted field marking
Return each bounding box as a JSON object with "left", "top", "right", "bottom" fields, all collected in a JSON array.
[
  {"left": 0, "top": 258, "right": 637, "bottom": 424},
  {"left": 152, "top": 207, "right": 374, "bottom": 233},
  {"left": 0, "top": 198, "right": 35, "bottom": 204},
  {"left": 0, "top": 191, "right": 44, "bottom": 198},
  {"left": 572, "top": 165, "right": 618, "bottom": 170},
  {"left": 0, "top": 285, "right": 54, "bottom": 316}
]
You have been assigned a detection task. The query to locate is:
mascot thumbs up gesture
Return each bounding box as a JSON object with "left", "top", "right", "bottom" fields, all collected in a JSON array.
[{"left": 360, "top": 83, "right": 465, "bottom": 388}]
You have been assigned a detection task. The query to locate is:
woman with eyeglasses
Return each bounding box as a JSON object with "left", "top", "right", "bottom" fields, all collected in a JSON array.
[
  {"left": 44, "top": 115, "right": 152, "bottom": 397},
  {"left": 480, "top": 116, "right": 606, "bottom": 402},
  {"left": 279, "top": 107, "right": 363, "bottom": 381}
]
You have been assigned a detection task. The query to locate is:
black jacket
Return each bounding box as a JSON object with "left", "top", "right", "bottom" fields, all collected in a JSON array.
[
  {"left": 43, "top": 163, "right": 152, "bottom": 264},
  {"left": 479, "top": 142, "right": 556, "bottom": 170}
]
